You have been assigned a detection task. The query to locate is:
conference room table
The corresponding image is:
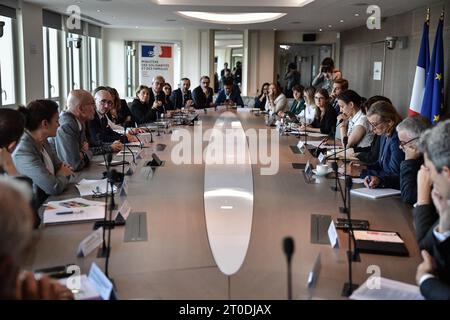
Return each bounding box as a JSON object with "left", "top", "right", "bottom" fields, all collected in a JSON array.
[{"left": 29, "top": 109, "right": 422, "bottom": 300}]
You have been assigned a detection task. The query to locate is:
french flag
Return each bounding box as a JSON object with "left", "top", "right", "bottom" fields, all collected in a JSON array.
[{"left": 408, "top": 14, "right": 430, "bottom": 116}]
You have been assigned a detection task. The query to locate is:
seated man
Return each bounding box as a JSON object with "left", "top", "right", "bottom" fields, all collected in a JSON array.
[
  {"left": 0, "top": 179, "right": 74, "bottom": 300},
  {"left": 171, "top": 78, "right": 195, "bottom": 110},
  {"left": 192, "top": 76, "right": 215, "bottom": 110},
  {"left": 330, "top": 78, "right": 349, "bottom": 114},
  {"left": 149, "top": 75, "right": 166, "bottom": 115},
  {"left": 51, "top": 90, "right": 97, "bottom": 172},
  {"left": 414, "top": 120, "right": 450, "bottom": 300},
  {"left": 215, "top": 78, "right": 244, "bottom": 107},
  {"left": 393, "top": 116, "right": 431, "bottom": 204},
  {"left": 88, "top": 89, "right": 137, "bottom": 151}
]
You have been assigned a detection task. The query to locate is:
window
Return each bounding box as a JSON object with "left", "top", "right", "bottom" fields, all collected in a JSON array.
[
  {"left": 125, "top": 42, "right": 135, "bottom": 97},
  {"left": 88, "top": 36, "right": 100, "bottom": 91},
  {"left": 67, "top": 33, "right": 83, "bottom": 90},
  {"left": 43, "top": 27, "right": 60, "bottom": 99},
  {"left": 0, "top": 15, "right": 16, "bottom": 106}
]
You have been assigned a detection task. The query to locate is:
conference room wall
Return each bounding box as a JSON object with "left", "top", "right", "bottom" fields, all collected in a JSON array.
[{"left": 340, "top": 0, "right": 450, "bottom": 117}]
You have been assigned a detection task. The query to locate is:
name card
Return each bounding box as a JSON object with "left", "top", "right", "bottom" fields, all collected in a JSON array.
[
  {"left": 127, "top": 161, "right": 137, "bottom": 175},
  {"left": 117, "top": 200, "right": 132, "bottom": 221},
  {"left": 119, "top": 180, "right": 129, "bottom": 200},
  {"left": 328, "top": 220, "right": 339, "bottom": 248},
  {"left": 77, "top": 227, "right": 104, "bottom": 257},
  {"left": 136, "top": 150, "right": 145, "bottom": 160},
  {"left": 88, "top": 263, "right": 114, "bottom": 300},
  {"left": 318, "top": 152, "right": 326, "bottom": 164},
  {"left": 297, "top": 140, "right": 305, "bottom": 150}
]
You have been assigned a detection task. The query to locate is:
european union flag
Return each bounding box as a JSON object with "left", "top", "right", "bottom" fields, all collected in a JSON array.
[{"left": 421, "top": 13, "right": 444, "bottom": 124}]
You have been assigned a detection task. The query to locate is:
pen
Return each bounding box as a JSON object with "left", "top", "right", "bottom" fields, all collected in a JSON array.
[{"left": 56, "top": 210, "right": 84, "bottom": 215}]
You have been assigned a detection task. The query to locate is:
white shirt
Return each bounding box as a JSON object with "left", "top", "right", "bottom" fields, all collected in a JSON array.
[
  {"left": 265, "top": 94, "right": 288, "bottom": 114},
  {"left": 41, "top": 147, "right": 55, "bottom": 175},
  {"left": 348, "top": 110, "right": 374, "bottom": 148},
  {"left": 298, "top": 104, "right": 318, "bottom": 125}
]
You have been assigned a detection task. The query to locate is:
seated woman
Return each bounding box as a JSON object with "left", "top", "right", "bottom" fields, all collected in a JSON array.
[
  {"left": 285, "top": 85, "right": 305, "bottom": 118},
  {"left": 129, "top": 85, "right": 157, "bottom": 125},
  {"left": 352, "top": 101, "right": 405, "bottom": 189},
  {"left": 332, "top": 90, "right": 374, "bottom": 152},
  {"left": 296, "top": 86, "right": 318, "bottom": 125},
  {"left": 0, "top": 109, "right": 25, "bottom": 176},
  {"left": 299, "top": 88, "right": 337, "bottom": 135},
  {"left": 107, "top": 87, "right": 135, "bottom": 127},
  {"left": 162, "top": 83, "right": 175, "bottom": 115},
  {"left": 265, "top": 83, "right": 288, "bottom": 115},
  {"left": 13, "top": 100, "right": 73, "bottom": 207},
  {"left": 254, "top": 82, "right": 270, "bottom": 111}
]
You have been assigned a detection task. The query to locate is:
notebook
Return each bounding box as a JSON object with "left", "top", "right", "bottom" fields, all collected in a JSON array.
[{"left": 350, "top": 188, "right": 401, "bottom": 199}]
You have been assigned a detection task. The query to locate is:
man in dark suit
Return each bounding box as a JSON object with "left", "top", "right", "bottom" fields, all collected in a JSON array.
[
  {"left": 171, "top": 78, "right": 194, "bottom": 110},
  {"left": 215, "top": 78, "right": 244, "bottom": 107},
  {"left": 88, "top": 89, "right": 137, "bottom": 151},
  {"left": 149, "top": 75, "right": 166, "bottom": 113},
  {"left": 192, "top": 76, "right": 215, "bottom": 110},
  {"left": 414, "top": 120, "right": 450, "bottom": 300}
]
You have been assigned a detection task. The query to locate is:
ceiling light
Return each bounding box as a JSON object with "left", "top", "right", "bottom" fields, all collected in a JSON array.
[
  {"left": 176, "top": 12, "right": 287, "bottom": 24},
  {"left": 319, "top": 28, "right": 323, "bottom": 32},
  {"left": 328, "top": 25, "right": 332, "bottom": 28},
  {"left": 156, "top": 0, "right": 314, "bottom": 7},
  {"left": 355, "top": 13, "right": 360, "bottom": 17},
  {"left": 340, "top": 19, "right": 344, "bottom": 23},
  {"left": 227, "top": 44, "right": 243, "bottom": 48}
]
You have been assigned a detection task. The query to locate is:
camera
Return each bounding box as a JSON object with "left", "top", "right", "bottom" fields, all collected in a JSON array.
[
  {"left": 385, "top": 37, "right": 397, "bottom": 50},
  {"left": 67, "top": 37, "right": 82, "bottom": 49},
  {"left": 0, "top": 21, "right": 5, "bottom": 38}
]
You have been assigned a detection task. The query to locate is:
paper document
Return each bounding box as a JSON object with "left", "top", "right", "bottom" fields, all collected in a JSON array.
[
  {"left": 351, "top": 188, "right": 401, "bottom": 199},
  {"left": 125, "top": 142, "right": 144, "bottom": 147},
  {"left": 307, "top": 132, "right": 329, "bottom": 138},
  {"left": 99, "top": 160, "right": 129, "bottom": 166},
  {"left": 43, "top": 198, "right": 105, "bottom": 225},
  {"left": 117, "top": 150, "right": 138, "bottom": 157},
  {"left": 76, "top": 179, "right": 117, "bottom": 197},
  {"left": 354, "top": 230, "right": 404, "bottom": 244},
  {"left": 339, "top": 176, "right": 366, "bottom": 184},
  {"left": 350, "top": 277, "right": 424, "bottom": 300}
]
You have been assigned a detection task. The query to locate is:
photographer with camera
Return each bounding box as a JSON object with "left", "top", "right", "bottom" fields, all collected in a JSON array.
[{"left": 312, "top": 57, "right": 342, "bottom": 94}]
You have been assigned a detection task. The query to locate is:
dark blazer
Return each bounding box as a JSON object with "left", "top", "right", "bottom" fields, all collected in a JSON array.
[
  {"left": 421, "top": 276, "right": 450, "bottom": 300},
  {"left": 88, "top": 111, "right": 127, "bottom": 145},
  {"left": 149, "top": 89, "right": 165, "bottom": 108},
  {"left": 312, "top": 105, "right": 337, "bottom": 135},
  {"left": 254, "top": 96, "right": 267, "bottom": 111},
  {"left": 399, "top": 157, "right": 423, "bottom": 204},
  {"left": 192, "top": 86, "right": 214, "bottom": 109},
  {"left": 413, "top": 204, "right": 440, "bottom": 251},
  {"left": 162, "top": 95, "right": 174, "bottom": 111},
  {"left": 361, "top": 130, "right": 405, "bottom": 183},
  {"left": 171, "top": 88, "right": 194, "bottom": 109},
  {"left": 215, "top": 88, "right": 244, "bottom": 107},
  {"left": 356, "top": 134, "right": 380, "bottom": 165},
  {"left": 129, "top": 98, "right": 157, "bottom": 125}
]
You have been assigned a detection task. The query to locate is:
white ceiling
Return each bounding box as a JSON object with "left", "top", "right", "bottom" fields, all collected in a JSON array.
[{"left": 24, "top": 0, "right": 439, "bottom": 31}]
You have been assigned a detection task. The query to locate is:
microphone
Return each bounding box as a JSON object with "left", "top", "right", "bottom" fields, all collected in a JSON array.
[
  {"left": 283, "top": 236, "right": 295, "bottom": 300},
  {"left": 314, "top": 138, "right": 329, "bottom": 158},
  {"left": 336, "top": 118, "right": 344, "bottom": 127}
]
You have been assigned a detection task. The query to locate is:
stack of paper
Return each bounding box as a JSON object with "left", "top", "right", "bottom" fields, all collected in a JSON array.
[
  {"left": 307, "top": 140, "right": 335, "bottom": 149},
  {"left": 43, "top": 198, "right": 105, "bottom": 225},
  {"left": 307, "top": 132, "right": 329, "bottom": 138},
  {"left": 350, "top": 188, "right": 401, "bottom": 199},
  {"left": 350, "top": 277, "right": 424, "bottom": 300},
  {"left": 76, "top": 179, "right": 117, "bottom": 197}
]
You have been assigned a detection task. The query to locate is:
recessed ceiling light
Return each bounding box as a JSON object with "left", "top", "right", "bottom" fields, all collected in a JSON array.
[
  {"left": 340, "top": 19, "right": 344, "bottom": 23},
  {"left": 355, "top": 13, "right": 360, "bottom": 17},
  {"left": 96, "top": 9, "right": 101, "bottom": 13},
  {"left": 328, "top": 24, "right": 332, "bottom": 28},
  {"left": 176, "top": 11, "right": 286, "bottom": 24},
  {"left": 319, "top": 28, "right": 323, "bottom": 32}
]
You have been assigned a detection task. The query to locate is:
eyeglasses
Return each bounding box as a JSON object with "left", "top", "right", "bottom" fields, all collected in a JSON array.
[
  {"left": 399, "top": 137, "right": 419, "bottom": 148},
  {"left": 99, "top": 99, "right": 113, "bottom": 106},
  {"left": 368, "top": 120, "right": 384, "bottom": 129}
]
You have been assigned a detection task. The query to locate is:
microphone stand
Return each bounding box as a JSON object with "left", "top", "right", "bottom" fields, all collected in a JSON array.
[
  {"left": 331, "top": 125, "right": 339, "bottom": 192},
  {"left": 104, "top": 168, "right": 118, "bottom": 279},
  {"left": 339, "top": 137, "right": 349, "bottom": 215},
  {"left": 98, "top": 152, "right": 112, "bottom": 259},
  {"left": 341, "top": 176, "right": 360, "bottom": 297}
]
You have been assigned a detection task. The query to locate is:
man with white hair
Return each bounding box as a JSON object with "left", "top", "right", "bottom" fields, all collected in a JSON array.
[
  {"left": 0, "top": 179, "right": 73, "bottom": 299},
  {"left": 51, "top": 90, "right": 98, "bottom": 172},
  {"left": 394, "top": 115, "right": 431, "bottom": 204},
  {"left": 414, "top": 119, "right": 450, "bottom": 300}
]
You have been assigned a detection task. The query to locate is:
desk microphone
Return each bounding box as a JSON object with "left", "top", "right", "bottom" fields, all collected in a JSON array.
[{"left": 283, "top": 237, "right": 295, "bottom": 300}]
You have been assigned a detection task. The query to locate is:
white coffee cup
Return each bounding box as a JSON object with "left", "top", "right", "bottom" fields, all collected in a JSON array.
[{"left": 316, "top": 164, "right": 330, "bottom": 176}]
